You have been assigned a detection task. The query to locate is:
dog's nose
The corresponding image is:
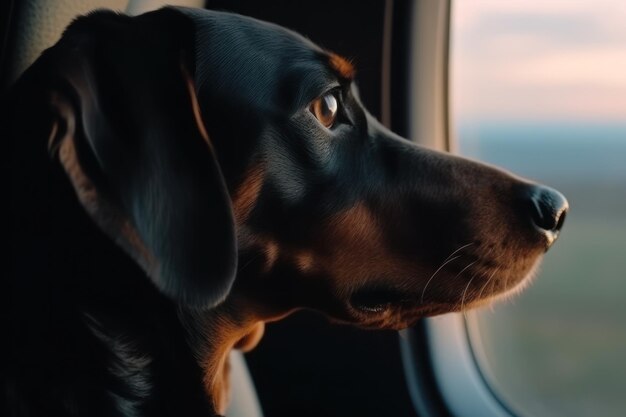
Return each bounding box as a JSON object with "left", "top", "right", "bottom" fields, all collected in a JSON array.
[{"left": 526, "top": 185, "right": 568, "bottom": 247}]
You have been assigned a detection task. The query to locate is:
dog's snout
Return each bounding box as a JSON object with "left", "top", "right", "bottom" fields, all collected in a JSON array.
[{"left": 525, "top": 185, "right": 568, "bottom": 247}]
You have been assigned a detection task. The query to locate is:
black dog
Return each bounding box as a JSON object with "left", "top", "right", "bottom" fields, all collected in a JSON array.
[{"left": 4, "top": 7, "right": 567, "bottom": 416}]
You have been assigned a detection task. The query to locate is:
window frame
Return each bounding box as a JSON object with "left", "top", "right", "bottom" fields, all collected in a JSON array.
[
  {"left": 396, "top": 1, "right": 519, "bottom": 416},
  {"left": 401, "top": 317, "right": 518, "bottom": 417}
]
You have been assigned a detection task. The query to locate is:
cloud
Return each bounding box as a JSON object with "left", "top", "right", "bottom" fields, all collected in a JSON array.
[{"left": 452, "top": 0, "right": 626, "bottom": 122}]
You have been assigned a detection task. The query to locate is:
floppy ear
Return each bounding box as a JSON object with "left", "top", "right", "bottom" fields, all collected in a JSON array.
[{"left": 12, "top": 9, "right": 237, "bottom": 308}]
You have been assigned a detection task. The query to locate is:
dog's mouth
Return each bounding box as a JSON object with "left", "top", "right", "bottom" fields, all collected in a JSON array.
[
  {"left": 349, "top": 286, "right": 411, "bottom": 313},
  {"left": 345, "top": 260, "right": 542, "bottom": 329},
  {"left": 346, "top": 286, "right": 451, "bottom": 330}
]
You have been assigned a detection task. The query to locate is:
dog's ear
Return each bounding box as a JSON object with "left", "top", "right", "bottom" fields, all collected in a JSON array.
[{"left": 11, "top": 9, "right": 237, "bottom": 308}]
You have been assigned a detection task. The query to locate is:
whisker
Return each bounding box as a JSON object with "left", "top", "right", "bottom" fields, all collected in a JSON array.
[
  {"left": 454, "top": 260, "right": 477, "bottom": 281},
  {"left": 477, "top": 267, "right": 500, "bottom": 301},
  {"left": 454, "top": 261, "right": 477, "bottom": 320},
  {"left": 444, "top": 242, "right": 474, "bottom": 263},
  {"left": 501, "top": 264, "right": 514, "bottom": 294},
  {"left": 467, "top": 244, "right": 501, "bottom": 305},
  {"left": 419, "top": 242, "right": 474, "bottom": 304},
  {"left": 460, "top": 271, "right": 479, "bottom": 313},
  {"left": 420, "top": 255, "right": 461, "bottom": 303},
  {"left": 452, "top": 271, "right": 475, "bottom": 310}
]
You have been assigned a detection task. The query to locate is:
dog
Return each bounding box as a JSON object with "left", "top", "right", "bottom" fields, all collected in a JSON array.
[{"left": 3, "top": 6, "right": 568, "bottom": 417}]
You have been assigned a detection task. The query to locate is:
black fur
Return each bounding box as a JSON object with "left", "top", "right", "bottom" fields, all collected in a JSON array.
[
  {"left": 5, "top": 8, "right": 232, "bottom": 417},
  {"left": 3, "top": 6, "right": 567, "bottom": 417}
]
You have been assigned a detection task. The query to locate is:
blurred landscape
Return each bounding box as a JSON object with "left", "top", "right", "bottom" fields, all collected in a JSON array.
[
  {"left": 460, "top": 121, "right": 626, "bottom": 417},
  {"left": 451, "top": 1, "right": 625, "bottom": 414}
]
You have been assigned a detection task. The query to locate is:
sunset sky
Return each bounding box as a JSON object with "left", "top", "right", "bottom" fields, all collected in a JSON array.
[{"left": 451, "top": 1, "right": 626, "bottom": 124}]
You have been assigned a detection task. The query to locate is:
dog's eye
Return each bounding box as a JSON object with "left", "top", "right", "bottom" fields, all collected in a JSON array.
[{"left": 310, "top": 92, "right": 338, "bottom": 128}]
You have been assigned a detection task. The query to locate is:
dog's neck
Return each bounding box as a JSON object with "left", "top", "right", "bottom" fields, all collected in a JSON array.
[{"left": 180, "top": 299, "right": 266, "bottom": 414}]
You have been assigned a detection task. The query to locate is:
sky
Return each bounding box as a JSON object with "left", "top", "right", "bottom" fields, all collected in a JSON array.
[{"left": 451, "top": 1, "right": 626, "bottom": 124}]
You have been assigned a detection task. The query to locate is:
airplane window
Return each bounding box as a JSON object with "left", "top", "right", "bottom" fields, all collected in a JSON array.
[{"left": 451, "top": 2, "right": 626, "bottom": 417}]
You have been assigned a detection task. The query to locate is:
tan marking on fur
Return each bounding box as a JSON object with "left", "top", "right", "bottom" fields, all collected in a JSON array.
[
  {"left": 232, "top": 164, "right": 265, "bottom": 225},
  {"left": 191, "top": 300, "right": 280, "bottom": 415},
  {"left": 238, "top": 232, "right": 317, "bottom": 275},
  {"left": 183, "top": 65, "right": 211, "bottom": 147},
  {"left": 328, "top": 53, "right": 356, "bottom": 80},
  {"left": 47, "top": 119, "right": 60, "bottom": 153},
  {"left": 263, "top": 240, "right": 280, "bottom": 271},
  {"left": 235, "top": 228, "right": 282, "bottom": 273},
  {"left": 233, "top": 322, "right": 265, "bottom": 352},
  {"left": 320, "top": 203, "right": 420, "bottom": 290},
  {"left": 294, "top": 251, "right": 315, "bottom": 272},
  {"left": 57, "top": 135, "right": 156, "bottom": 274},
  {"left": 51, "top": 90, "right": 157, "bottom": 277},
  {"left": 201, "top": 330, "right": 233, "bottom": 415}
]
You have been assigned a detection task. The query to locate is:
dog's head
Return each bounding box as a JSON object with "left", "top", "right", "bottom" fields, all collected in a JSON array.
[{"left": 8, "top": 7, "right": 567, "bottom": 330}]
